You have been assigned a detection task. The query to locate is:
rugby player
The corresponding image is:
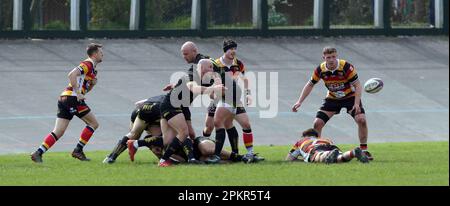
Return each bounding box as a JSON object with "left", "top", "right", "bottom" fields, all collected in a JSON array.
[
  {"left": 127, "top": 135, "right": 243, "bottom": 163},
  {"left": 102, "top": 95, "right": 165, "bottom": 164},
  {"left": 158, "top": 59, "right": 225, "bottom": 167},
  {"left": 292, "top": 47, "right": 373, "bottom": 160},
  {"left": 162, "top": 41, "right": 213, "bottom": 139},
  {"left": 206, "top": 40, "right": 264, "bottom": 164},
  {"left": 31, "top": 43, "right": 103, "bottom": 163}
]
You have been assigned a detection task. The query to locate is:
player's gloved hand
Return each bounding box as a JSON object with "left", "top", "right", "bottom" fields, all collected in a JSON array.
[{"left": 292, "top": 101, "right": 302, "bottom": 112}]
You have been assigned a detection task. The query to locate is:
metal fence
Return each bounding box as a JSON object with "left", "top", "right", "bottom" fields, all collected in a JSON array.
[
  {"left": 29, "top": 0, "right": 70, "bottom": 30},
  {"left": 268, "top": 0, "right": 315, "bottom": 29},
  {"left": 88, "top": 0, "right": 130, "bottom": 30},
  {"left": 0, "top": 0, "right": 448, "bottom": 38},
  {"left": 391, "top": 0, "right": 435, "bottom": 28},
  {"left": 207, "top": 0, "right": 253, "bottom": 29},
  {"left": 145, "top": 0, "right": 192, "bottom": 29},
  {"left": 0, "top": 0, "right": 13, "bottom": 31}
]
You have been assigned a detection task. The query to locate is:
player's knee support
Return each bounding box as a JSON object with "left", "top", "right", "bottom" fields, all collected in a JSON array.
[
  {"left": 316, "top": 111, "right": 330, "bottom": 124},
  {"left": 242, "top": 128, "right": 252, "bottom": 133}
]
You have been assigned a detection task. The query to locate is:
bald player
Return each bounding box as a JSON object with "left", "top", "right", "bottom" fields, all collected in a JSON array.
[
  {"left": 163, "top": 41, "right": 213, "bottom": 139},
  {"left": 158, "top": 59, "right": 225, "bottom": 167}
]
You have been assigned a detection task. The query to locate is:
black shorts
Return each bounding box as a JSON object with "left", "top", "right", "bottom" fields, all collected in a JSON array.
[
  {"left": 182, "top": 107, "right": 191, "bottom": 121},
  {"left": 57, "top": 96, "right": 91, "bottom": 120},
  {"left": 137, "top": 103, "right": 161, "bottom": 126},
  {"left": 236, "top": 107, "right": 246, "bottom": 115},
  {"left": 160, "top": 96, "right": 191, "bottom": 121},
  {"left": 319, "top": 96, "right": 365, "bottom": 117}
]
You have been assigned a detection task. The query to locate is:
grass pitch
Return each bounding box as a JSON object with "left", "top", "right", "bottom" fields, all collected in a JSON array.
[{"left": 0, "top": 141, "right": 448, "bottom": 186}]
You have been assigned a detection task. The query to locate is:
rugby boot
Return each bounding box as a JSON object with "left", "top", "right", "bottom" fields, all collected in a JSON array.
[
  {"left": 102, "top": 156, "right": 115, "bottom": 164},
  {"left": 127, "top": 140, "right": 138, "bottom": 162},
  {"left": 31, "top": 151, "right": 43, "bottom": 163},
  {"left": 158, "top": 159, "right": 173, "bottom": 167},
  {"left": 251, "top": 153, "right": 265, "bottom": 162},
  {"left": 205, "top": 155, "right": 221, "bottom": 164},
  {"left": 354, "top": 147, "right": 369, "bottom": 163},
  {"left": 187, "top": 158, "right": 204, "bottom": 165},
  {"left": 363, "top": 150, "right": 374, "bottom": 161},
  {"left": 72, "top": 149, "right": 91, "bottom": 161}
]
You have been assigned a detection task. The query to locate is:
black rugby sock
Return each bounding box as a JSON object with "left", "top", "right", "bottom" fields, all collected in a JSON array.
[
  {"left": 181, "top": 138, "right": 195, "bottom": 160},
  {"left": 214, "top": 128, "right": 226, "bottom": 156},
  {"left": 161, "top": 138, "right": 182, "bottom": 161},
  {"left": 110, "top": 136, "right": 129, "bottom": 159},
  {"left": 226, "top": 127, "right": 239, "bottom": 154}
]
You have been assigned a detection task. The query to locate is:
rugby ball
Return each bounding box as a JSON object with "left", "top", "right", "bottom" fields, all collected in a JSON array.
[{"left": 364, "top": 78, "right": 383, "bottom": 93}]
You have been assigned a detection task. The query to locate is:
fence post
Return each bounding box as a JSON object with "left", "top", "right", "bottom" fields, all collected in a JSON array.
[
  {"left": 313, "top": 0, "right": 323, "bottom": 29},
  {"left": 435, "top": 0, "right": 444, "bottom": 28},
  {"left": 191, "top": 0, "right": 201, "bottom": 30},
  {"left": 191, "top": 0, "right": 206, "bottom": 34},
  {"left": 252, "top": 0, "right": 262, "bottom": 29},
  {"left": 374, "top": 0, "right": 384, "bottom": 28},
  {"left": 13, "top": 0, "right": 23, "bottom": 30},
  {"left": 130, "top": 0, "right": 140, "bottom": 30},
  {"left": 70, "top": 0, "right": 80, "bottom": 30}
]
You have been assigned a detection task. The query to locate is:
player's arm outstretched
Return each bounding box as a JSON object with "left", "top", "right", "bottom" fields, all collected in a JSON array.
[
  {"left": 292, "top": 67, "right": 320, "bottom": 112},
  {"left": 187, "top": 59, "right": 226, "bottom": 95},
  {"left": 187, "top": 80, "right": 225, "bottom": 95},
  {"left": 292, "top": 81, "right": 315, "bottom": 112},
  {"left": 350, "top": 79, "right": 362, "bottom": 115},
  {"left": 348, "top": 65, "right": 362, "bottom": 115}
]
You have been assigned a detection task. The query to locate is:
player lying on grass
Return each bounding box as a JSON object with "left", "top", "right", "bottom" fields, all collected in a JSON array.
[
  {"left": 127, "top": 135, "right": 244, "bottom": 164},
  {"left": 285, "top": 128, "right": 369, "bottom": 164},
  {"left": 103, "top": 95, "right": 165, "bottom": 164}
]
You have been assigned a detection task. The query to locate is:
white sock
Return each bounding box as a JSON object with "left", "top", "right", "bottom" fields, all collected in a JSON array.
[{"left": 247, "top": 147, "right": 254, "bottom": 155}]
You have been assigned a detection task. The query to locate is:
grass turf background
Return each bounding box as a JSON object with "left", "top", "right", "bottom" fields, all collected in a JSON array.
[{"left": 0, "top": 141, "right": 448, "bottom": 186}]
